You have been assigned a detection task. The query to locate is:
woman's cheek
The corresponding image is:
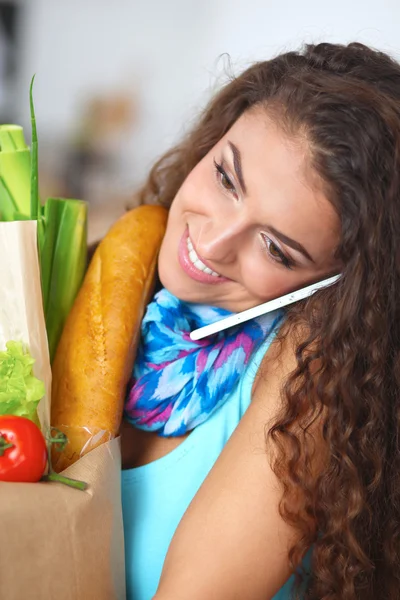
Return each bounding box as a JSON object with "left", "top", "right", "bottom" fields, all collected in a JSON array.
[
  {"left": 243, "top": 265, "right": 294, "bottom": 303},
  {"left": 186, "top": 164, "right": 216, "bottom": 209}
]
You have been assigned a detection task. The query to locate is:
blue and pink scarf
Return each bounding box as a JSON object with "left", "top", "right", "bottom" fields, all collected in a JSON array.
[{"left": 124, "top": 288, "right": 283, "bottom": 436}]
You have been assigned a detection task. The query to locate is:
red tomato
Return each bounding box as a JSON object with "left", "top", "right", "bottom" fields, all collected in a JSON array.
[{"left": 0, "top": 416, "right": 47, "bottom": 483}]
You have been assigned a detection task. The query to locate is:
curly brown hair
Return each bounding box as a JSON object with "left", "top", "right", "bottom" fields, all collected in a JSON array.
[{"left": 137, "top": 42, "right": 400, "bottom": 599}]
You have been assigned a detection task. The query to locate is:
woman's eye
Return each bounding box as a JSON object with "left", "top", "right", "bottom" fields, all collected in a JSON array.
[
  {"left": 262, "top": 235, "right": 293, "bottom": 270},
  {"left": 221, "top": 172, "right": 234, "bottom": 191},
  {"left": 269, "top": 241, "right": 283, "bottom": 259},
  {"left": 214, "top": 159, "right": 237, "bottom": 195}
]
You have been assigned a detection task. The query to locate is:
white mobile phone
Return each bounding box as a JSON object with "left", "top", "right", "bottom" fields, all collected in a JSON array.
[{"left": 190, "top": 274, "right": 341, "bottom": 341}]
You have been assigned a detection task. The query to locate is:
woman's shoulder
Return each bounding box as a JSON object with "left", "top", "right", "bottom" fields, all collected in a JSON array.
[
  {"left": 251, "top": 319, "right": 298, "bottom": 400},
  {"left": 153, "top": 323, "right": 312, "bottom": 600}
]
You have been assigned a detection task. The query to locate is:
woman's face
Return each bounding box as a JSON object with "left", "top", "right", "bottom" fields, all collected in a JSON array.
[{"left": 158, "top": 108, "right": 340, "bottom": 312}]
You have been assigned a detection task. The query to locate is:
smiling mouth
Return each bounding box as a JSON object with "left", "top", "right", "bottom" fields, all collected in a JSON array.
[{"left": 186, "top": 235, "right": 222, "bottom": 277}]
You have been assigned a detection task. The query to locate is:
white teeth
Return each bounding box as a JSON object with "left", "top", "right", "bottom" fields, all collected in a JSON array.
[
  {"left": 186, "top": 235, "right": 221, "bottom": 277},
  {"left": 194, "top": 259, "right": 208, "bottom": 271}
]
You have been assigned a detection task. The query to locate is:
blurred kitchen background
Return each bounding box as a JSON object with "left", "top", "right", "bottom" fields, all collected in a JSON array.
[{"left": 0, "top": 0, "right": 398, "bottom": 243}]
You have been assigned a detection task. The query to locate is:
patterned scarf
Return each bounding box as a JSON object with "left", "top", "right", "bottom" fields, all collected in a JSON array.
[{"left": 124, "top": 288, "right": 283, "bottom": 436}]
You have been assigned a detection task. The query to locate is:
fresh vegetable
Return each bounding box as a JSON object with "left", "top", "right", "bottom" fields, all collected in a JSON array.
[
  {"left": 30, "top": 78, "right": 88, "bottom": 362},
  {"left": 39, "top": 197, "right": 87, "bottom": 361},
  {"left": 0, "top": 415, "right": 87, "bottom": 489},
  {"left": 0, "top": 415, "right": 47, "bottom": 482},
  {"left": 0, "top": 81, "right": 89, "bottom": 491},
  {"left": 0, "top": 125, "right": 31, "bottom": 221},
  {"left": 0, "top": 78, "right": 88, "bottom": 361},
  {"left": 29, "top": 76, "right": 39, "bottom": 221},
  {"left": 0, "top": 341, "right": 45, "bottom": 426}
]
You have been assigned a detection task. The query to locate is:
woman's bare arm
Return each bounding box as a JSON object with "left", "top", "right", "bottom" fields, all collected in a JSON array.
[{"left": 153, "top": 330, "right": 319, "bottom": 600}]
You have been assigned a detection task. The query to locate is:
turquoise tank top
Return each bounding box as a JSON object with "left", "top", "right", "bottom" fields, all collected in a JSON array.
[{"left": 121, "top": 326, "right": 298, "bottom": 599}]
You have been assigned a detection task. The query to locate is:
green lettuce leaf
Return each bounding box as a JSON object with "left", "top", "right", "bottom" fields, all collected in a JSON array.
[{"left": 0, "top": 341, "right": 45, "bottom": 422}]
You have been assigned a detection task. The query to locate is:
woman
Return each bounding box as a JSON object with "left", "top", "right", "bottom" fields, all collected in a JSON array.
[{"left": 121, "top": 42, "right": 400, "bottom": 599}]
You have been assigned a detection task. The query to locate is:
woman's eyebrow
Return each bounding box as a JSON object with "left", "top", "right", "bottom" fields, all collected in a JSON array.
[
  {"left": 268, "top": 225, "right": 315, "bottom": 263},
  {"left": 228, "top": 141, "right": 247, "bottom": 195}
]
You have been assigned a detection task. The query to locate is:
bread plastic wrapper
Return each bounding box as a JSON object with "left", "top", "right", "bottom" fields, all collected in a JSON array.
[{"left": 50, "top": 206, "right": 168, "bottom": 473}]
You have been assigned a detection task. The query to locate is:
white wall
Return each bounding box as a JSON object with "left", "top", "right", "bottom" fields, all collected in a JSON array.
[{"left": 14, "top": 0, "right": 400, "bottom": 190}]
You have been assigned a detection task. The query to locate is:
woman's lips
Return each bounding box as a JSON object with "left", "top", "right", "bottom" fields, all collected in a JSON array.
[{"left": 178, "top": 229, "right": 229, "bottom": 284}]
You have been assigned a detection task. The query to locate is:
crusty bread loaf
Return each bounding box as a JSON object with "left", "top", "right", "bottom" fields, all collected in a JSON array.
[{"left": 51, "top": 205, "right": 168, "bottom": 472}]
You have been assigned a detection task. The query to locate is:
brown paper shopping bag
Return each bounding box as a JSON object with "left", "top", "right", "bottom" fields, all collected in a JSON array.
[
  {"left": 0, "top": 215, "right": 126, "bottom": 599},
  {"left": 0, "top": 437, "right": 126, "bottom": 600}
]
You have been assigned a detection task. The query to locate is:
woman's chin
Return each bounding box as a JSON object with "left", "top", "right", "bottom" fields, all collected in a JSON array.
[{"left": 158, "top": 268, "right": 189, "bottom": 302}]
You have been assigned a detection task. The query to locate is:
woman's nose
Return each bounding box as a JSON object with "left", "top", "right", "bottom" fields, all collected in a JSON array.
[{"left": 193, "top": 218, "right": 248, "bottom": 264}]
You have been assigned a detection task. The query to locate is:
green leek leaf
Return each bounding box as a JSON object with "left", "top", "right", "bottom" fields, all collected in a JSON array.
[
  {"left": 29, "top": 77, "right": 88, "bottom": 360},
  {"left": 41, "top": 198, "right": 87, "bottom": 361},
  {"left": 0, "top": 125, "right": 31, "bottom": 221}
]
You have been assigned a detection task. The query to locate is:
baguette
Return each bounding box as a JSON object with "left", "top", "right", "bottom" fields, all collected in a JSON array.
[{"left": 51, "top": 205, "right": 168, "bottom": 472}]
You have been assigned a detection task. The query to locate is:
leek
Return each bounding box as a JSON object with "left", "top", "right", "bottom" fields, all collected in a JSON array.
[
  {"left": 29, "top": 79, "right": 88, "bottom": 361},
  {"left": 29, "top": 75, "right": 39, "bottom": 220},
  {"left": 0, "top": 125, "right": 31, "bottom": 221},
  {"left": 0, "top": 77, "right": 88, "bottom": 361},
  {"left": 40, "top": 198, "right": 87, "bottom": 361}
]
